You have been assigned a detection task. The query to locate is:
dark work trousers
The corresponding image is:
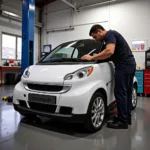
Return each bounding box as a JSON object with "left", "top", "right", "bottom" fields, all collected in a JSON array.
[{"left": 114, "top": 63, "right": 136, "bottom": 124}]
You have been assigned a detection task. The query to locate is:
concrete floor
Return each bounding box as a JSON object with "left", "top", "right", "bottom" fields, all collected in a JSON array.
[{"left": 0, "top": 86, "right": 150, "bottom": 150}]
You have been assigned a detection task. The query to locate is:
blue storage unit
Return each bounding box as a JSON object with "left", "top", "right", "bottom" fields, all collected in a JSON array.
[{"left": 135, "top": 70, "right": 144, "bottom": 94}]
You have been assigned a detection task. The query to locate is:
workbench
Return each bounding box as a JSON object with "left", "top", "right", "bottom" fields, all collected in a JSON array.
[{"left": 0, "top": 66, "right": 21, "bottom": 86}]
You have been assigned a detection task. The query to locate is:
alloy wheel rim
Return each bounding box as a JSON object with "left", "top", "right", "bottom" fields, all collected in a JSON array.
[
  {"left": 91, "top": 97, "right": 105, "bottom": 128},
  {"left": 132, "top": 88, "right": 137, "bottom": 107}
]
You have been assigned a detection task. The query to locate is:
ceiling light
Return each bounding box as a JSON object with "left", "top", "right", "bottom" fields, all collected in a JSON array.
[{"left": 2, "top": 10, "right": 21, "bottom": 18}]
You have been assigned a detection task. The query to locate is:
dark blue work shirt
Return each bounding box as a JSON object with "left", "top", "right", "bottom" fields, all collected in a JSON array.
[{"left": 104, "top": 30, "right": 136, "bottom": 66}]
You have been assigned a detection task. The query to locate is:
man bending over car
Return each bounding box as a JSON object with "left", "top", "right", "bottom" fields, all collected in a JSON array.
[{"left": 81, "top": 24, "right": 136, "bottom": 129}]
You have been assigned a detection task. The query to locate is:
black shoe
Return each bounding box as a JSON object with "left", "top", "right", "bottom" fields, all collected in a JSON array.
[
  {"left": 107, "top": 120, "right": 128, "bottom": 129},
  {"left": 112, "top": 116, "right": 119, "bottom": 122},
  {"left": 112, "top": 116, "right": 132, "bottom": 125}
]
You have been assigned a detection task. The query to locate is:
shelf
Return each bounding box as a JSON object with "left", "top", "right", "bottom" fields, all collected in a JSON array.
[{"left": 132, "top": 50, "right": 146, "bottom": 52}]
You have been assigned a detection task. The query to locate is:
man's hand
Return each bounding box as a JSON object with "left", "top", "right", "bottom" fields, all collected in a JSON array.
[
  {"left": 81, "top": 54, "right": 93, "bottom": 61},
  {"left": 81, "top": 43, "right": 115, "bottom": 61}
]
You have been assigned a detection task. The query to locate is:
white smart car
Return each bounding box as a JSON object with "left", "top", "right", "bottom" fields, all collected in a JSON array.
[{"left": 13, "top": 39, "right": 138, "bottom": 132}]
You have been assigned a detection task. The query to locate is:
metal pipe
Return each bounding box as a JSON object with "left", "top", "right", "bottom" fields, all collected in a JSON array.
[
  {"left": 44, "top": 0, "right": 116, "bottom": 14},
  {"left": 73, "top": 21, "right": 108, "bottom": 27},
  {"left": 61, "top": 0, "right": 77, "bottom": 10},
  {"left": 46, "top": 20, "right": 108, "bottom": 33},
  {"left": 47, "top": 26, "right": 74, "bottom": 33},
  {"left": 45, "top": 7, "right": 71, "bottom": 14},
  {"left": 79, "top": 0, "right": 116, "bottom": 9}
]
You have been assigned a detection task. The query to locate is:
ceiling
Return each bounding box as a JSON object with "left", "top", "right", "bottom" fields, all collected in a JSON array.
[
  {"left": 35, "top": 0, "right": 57, "bottom": 7},
  {"left": 35, "top": 0, "right": 125, "bottom": 8}
]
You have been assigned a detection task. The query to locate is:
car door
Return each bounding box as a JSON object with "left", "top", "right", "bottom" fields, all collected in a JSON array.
[{"left": 90, "top": 41, "right": 115, "bottom": 104}]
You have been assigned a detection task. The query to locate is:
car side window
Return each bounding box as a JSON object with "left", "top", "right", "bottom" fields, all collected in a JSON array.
[
  {"left": 76, "top": 41, "right": 103, "bottom": 58},
  {"left": 85, "top": 41, "right": 103, "bottom": 55}
]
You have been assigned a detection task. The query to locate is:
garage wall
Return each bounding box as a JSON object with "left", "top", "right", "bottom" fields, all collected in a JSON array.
[
  {"left": 0, "top": 20, "right": 39, "bottom": 65},
  {"left": 109, "top": 0, "right": 150, "bottom": 69},
  {"left": 42, "top": 0, "right": 150, "bottom": 69},
  {"left": 0, "top": 0, "right": 40, "bottom": 65},
  {"left": 109, "top": 0, "right": 149, "bottom": 46},
  {"left": 42, "top": 0, "right": 109, "bottom": 48}
]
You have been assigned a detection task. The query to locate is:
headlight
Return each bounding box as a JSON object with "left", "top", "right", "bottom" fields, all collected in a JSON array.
[
  {"left": 64, "top": 66, "right": 94, "bottom": 80},
  {"left": 23, "top": 68, "right": 30, "bottom": 78}
]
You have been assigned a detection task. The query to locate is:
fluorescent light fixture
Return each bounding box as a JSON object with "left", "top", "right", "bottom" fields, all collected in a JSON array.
[
  {"left": 2, "top": 10, "right": 21, "bottom": 19},
  {"left": 0, "top": 10, "right": 42, "bottom": 28}
]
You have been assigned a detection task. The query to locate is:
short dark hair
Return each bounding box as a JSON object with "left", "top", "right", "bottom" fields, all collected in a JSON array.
[{"left": 89, "top": 24, "right": 105, "bottom": 36}]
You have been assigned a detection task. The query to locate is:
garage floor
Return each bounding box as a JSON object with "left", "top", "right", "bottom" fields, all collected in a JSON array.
[{"left": 0, "top": 86, "right": 150, "bottom": 150}]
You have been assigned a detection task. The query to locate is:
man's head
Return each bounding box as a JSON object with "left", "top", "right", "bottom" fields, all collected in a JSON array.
[{"left": 89, "top": 24, "right": 106, "bottom": 41}]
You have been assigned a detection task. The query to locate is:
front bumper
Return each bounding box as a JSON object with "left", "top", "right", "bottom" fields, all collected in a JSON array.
[
  {"left": 13, "top": 104, "right": 86, "bottom": 123},
  {"left": 13, "top": 78, "right": 108, "bottom": 123},
  {"left": 13, "top": 80, "right": 98, "bottom": 115}
]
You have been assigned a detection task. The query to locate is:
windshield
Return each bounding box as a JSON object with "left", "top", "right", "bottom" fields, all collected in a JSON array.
[{"left": 40, "top": 40, "right": 104, "bottom": 63}]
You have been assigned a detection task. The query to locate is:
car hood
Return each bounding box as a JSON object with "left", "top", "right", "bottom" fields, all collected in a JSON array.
[{"left": 23, "top": 64, "right": 93, "bottom": 84}]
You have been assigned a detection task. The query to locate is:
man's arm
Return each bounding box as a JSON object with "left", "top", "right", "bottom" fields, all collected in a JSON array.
[
  {"left": 81, "top": 43, "right": 116, "bottom": 61},
  {"left": 91, "top": 43, "right": 116, "bottom": 60}
]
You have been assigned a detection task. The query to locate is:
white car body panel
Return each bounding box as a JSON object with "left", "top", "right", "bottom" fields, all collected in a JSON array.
[
  {"left": 13, "top": 62, "right": 116, "bottom": 114},
  {"left": 13, "top": 37, "right": 137, "bottom": 119}
]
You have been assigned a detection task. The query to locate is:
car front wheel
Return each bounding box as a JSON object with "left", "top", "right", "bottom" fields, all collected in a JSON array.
[{"left": 85, "top": 92, "right": 106, "bottom": 132}]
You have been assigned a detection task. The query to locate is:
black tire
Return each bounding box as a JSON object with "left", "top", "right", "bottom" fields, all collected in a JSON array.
[
  {"left": 132, "top": 85, "right": 138, "bottom": 110},
  {"left": 84, "top": 91, "right": 107, "bottom": 133}
]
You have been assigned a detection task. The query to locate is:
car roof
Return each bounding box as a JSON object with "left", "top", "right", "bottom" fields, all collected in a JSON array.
[
  {"left": 63, "top": 39, "right": 96, "bottom": 43},
  {"left": 60, "top": 39, "right": 102, "bottom": 46}
]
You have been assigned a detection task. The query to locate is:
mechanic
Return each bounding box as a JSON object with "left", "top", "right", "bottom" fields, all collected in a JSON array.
[{"left": 81, "top": 24, "right": 136, "bottom": 129}]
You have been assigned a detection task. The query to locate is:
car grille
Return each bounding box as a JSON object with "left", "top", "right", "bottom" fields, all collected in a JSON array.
[
  {"left": 19, "top": 100, "right": 56, "bottom": 113},
  {"left": 27, "top": 83, "right": 63, "bottom": 92},
  {"left": 29, "top": 102, "right": 57, "bottom": 113},
  {"left": 18, "top": 100, "right": 72, "bottom": 115}
]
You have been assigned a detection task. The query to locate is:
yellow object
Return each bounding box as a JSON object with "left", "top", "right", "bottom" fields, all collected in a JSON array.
[
  {"left": 132, "top": 48, "right": 136, "bottom": 51},
  {"left": 136, "top": 65, "right": 140, "bottom": 70},
  {"left": 2, "top": 96, "right": 7, "bottom": 101}
]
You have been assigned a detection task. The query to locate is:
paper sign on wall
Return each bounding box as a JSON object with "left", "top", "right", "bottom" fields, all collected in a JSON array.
[{"left": 132, "top": 41, "right": 145, "bottom": 51}]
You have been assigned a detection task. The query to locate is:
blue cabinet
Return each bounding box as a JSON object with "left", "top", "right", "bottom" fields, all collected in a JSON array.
[{"left": 135, "top": 70, "right": 144, "bottom": 94}]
